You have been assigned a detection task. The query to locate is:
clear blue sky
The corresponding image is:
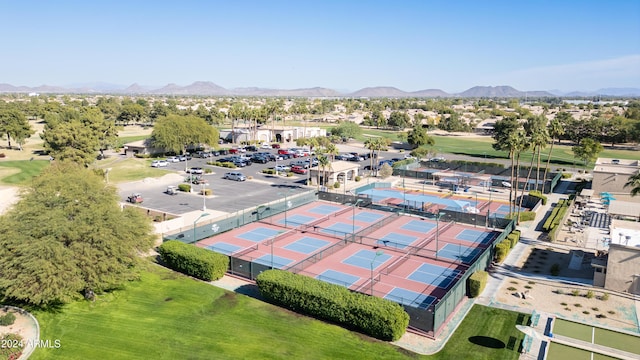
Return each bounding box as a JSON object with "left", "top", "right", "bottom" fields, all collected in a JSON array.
[{"left": 1, "top": 0, "right": 638, "bottom": 92}]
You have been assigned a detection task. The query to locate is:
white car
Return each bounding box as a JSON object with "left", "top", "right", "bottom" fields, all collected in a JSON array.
[
  {"left": 166, "top": 156, "right": 180, "bottom": 162},
  {"left": 151, "top": 160, "right": 168, "bottom": 167},
  {"left": 274, "top": 165, "right": 290, "bottom": 172},
  {"left": 223, "top": 172, "right": 247, "bottom": 181},
  {"left": 261, "top": 143, "right": 271, "bottom": 149}
]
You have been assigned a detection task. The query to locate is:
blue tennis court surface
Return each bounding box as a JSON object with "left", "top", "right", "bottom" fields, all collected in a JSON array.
[
  {"left": 377, "top": 233, "right": 418, "bottom": 249},
  {"left": 353, "top": 212, "right": 385, "bottom": 223},
  {"left": 321, "top": 222, "right": 359, "bottom": 236},
  {"left": 279, "top": 214, "right": 316, "bottom": 226},
  {"left": 402, "top": 219, "right": 436, "bottom": 233},
  {"left": 437, "top": 243, "right": 482, "bottom": 263},
  {"left": 384, "top": 288, "right": 436, "bottom": 309},
  {"left": 308, "top": 204, "right": 343, "bottom": 215},
  {"left": 408, "top": 263, "right": 460, "bottom": 289},
  {"left": 284, "top": 237, "right": 330, "bottom": 254},
  {"left": 316, "top": 269, "right": 360, "bottom": 288},
  {"left": 254, "top": 254, "right": 294, "bottom": 269},
  {"left": 359, "top": 189, "right": 469, "bottom": 210},
  {"left": 456, "top": 229, "right": 495, "bottom": 245},
  {"left": 237, "top": 227, "right": 282, "bottom": 242},
  {"left": 205, "top": 242, "right": 241, "bottom": 255},
  {"left": 342, "top": 249, "right": 392, "bottom": 269}
]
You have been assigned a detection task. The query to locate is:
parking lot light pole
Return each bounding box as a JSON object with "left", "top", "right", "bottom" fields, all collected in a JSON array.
[
  {"left": 370, "top": 250, "right": 384, "bottom": 296},
  {"left": 435, "top": 212, "right": 445, "bottom": 259},
  {"left": 352, "top": 199, "right": 363, "bottom": 236},
  {"left": 278, "top": 190, "right": 293, "bottom": 227},
  {"left": 202, "top": 182, "right": 207, "bottom": 211},
  {"left": 193, "top": 212, "right": 210, "bottom": 242}
]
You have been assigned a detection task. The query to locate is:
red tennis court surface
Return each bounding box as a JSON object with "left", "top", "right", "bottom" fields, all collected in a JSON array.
[{"left": 197, "top": 200, "right": 500, "bottom": 311}]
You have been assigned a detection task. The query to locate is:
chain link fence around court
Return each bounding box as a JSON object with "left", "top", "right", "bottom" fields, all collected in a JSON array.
[{"left": 163, "top": 190, "right": 318, "bottom": 243}]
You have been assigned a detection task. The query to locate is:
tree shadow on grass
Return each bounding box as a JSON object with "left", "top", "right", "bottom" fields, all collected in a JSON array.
[
  {"left": 235, "top": 284, "right": 264, "bottom": 300},
  {"left": 468, "top": 336, "right": 506, "bottom": 349}
]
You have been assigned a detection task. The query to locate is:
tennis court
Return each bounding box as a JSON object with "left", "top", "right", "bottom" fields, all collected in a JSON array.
[
  {"left": 407, "top": 263, "right": 460, "bottom": 289},
  {"left": 342, "top": 249, "right": 392, "bottom": 269},
  {"left": 237, "top": 227, "right": 283, "bottom": 242},
  {"left": 377, "top": 233, "right": 419, "bottom": 249},
  {"left": 384, "top": 287, "right": 436, "bottom": 309},
  {"left": 456, "top": 229, "right": 496, "bottom": 245},
  {"left": 360, "top": 188, "right": 471, "bottom": 211},
  {"left": 253, "top": 254, "right": 295, "bottom": 269},
  {"left": 205, "top": 242, "right": 242, "bottom": 255},
  {"left": 308, "top": 204, "right": 343, "bottom": 215},
  {"left": 284, "top": 237, "right": 331, "bottom": 254},
  {"left": 352, "top": 211, "right": 386, "bottom": 223},
  {"left": 316, "top": 269, "right": 361, "bottom": 287},
  {"left": 320, "top": 222, "right": 360, "bottom": 237},
  {"left": 401, "top": 219, "right": 436, "bottom": 233},
  {"left": 279, "top": 214, "right": 316, "bottom": 226},
  {"left": 437, "top": 243, "right": 482, "bottom": 263}
]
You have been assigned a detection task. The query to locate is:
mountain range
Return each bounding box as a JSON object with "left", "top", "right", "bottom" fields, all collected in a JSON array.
[{"left": 0, "top": 82, "right": 639, "bottom": 98}]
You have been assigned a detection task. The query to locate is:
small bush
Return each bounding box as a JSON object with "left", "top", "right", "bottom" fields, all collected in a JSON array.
[
  {"left": 507, "top": 287, "right": 517, "bottom": 291},
  {"left": 158, "top": 240, "right": 228, "bottom": 281},
  {"left": 561, "top": 173, "right": 572, "bottom": 179},
  {"left": 204, "top": 168, "right": 213, "bottom": 174},
  {"left": 527, "top": 281, "right": 535, "bottom": 285},
  {"left": 571, "top": 290, "right": 580, "bottom": 296},
  {"left": 550, "top": 263, "right": 560, "bottom": 276},
  {"left": 555, "top": 289, "right": 564, "bottom": 295},
  {"left": 0, "top": 153, "right": 5, "bottom": 158},
  {"left": 201, "top": 188, "right": 212, "bottom": 196},
  {"left": 564, "top": 307, "right": 571, "bottom": 311},
  {"left": 178, "top": 184, "right": 191, "bottom": 192},
  {"left": 0, "top": 312, "right": 16, "bottom": 326},
  {"left": 524, "top": 285, "right": 532, "bottom": 290},
  {"left": 355, "top": 176, "right": 362, "bottom": 182},
  {"left": 333, "top": 182, "right": 341, "bottom": 189},
  {"left": 574, "top": 303, "right": 582, "bottom": 308},
  {"left": 586, "top": 290, "right": 594, "bottom": 299},
  {"left": 607, "top": 310, "right": 615, "bottom": 315},
  {"left": 510, "top": 281, "right": 519, "bottom": 284},
  {"left": 582, "top": 311, "right": 590, "bottom": 315},
  {"left": 262, "top": 169, "right": 276, "bottom": 175},
  {"left": 467, "top": 270, "right": 488, "bottom": 298},
  {"left": 591, "top": 307, "right": 599, "bottom": 311},
  {"left": 601, "top": 293, "right": 609, "bottom": 301},
  {"left": 560, "top": 302, "right": 567, "bottom": 306},
  {"left": 597, "top": 314, "right": 607, "bottom": 319}
]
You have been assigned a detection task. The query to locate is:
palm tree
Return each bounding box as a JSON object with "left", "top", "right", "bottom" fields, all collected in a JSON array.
[
  {"left": 364, "top": 138, "right": 376, "bottom": 175},
  {"left": 542, "top": 116, "right": 566, "bottom": 187},
  {"left": 624, "top": 172, "right": 640, "bottom": 197},
  {"left": 492, "top": 117, "right": 522, "bottom": 214}
]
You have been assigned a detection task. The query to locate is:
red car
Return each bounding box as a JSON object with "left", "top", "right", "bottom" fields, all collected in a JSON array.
[
  {"left": 271, "top": 143, "right": 281, "bottom": 149},
  {"left": 291, "top": 165, "right": 308, "bottom": 175}
]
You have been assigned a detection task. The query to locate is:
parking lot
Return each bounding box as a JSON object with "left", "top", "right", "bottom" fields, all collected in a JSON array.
[{"left": 117, "top": 145, "right": 405, "bottom": 216}]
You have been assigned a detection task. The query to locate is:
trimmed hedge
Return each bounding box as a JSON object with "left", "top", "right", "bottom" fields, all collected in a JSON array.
[
  {"left": 495, "top": 242, "right": 509, "bottom": 263},
  {"left": 467, "top": 271, "right": 488, "bottom": 298},
  {"left": 256, "top": 269, "right": 409, "bottom": 341},
  {"left": 519, "top": 211, "right": 536, "bottom": 221},
  {"left": 528, "top": 190, "right": 547, "bottom": 205},
  {"left": 178, "top": 184, "right": 191, "bottom": 192},
  {"left": 158, "top": 240, "right": 229, "bottom": 281}
]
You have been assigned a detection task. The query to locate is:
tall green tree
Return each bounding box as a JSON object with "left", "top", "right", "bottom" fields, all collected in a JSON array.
[
  {"left": 330, "top": 121, "right": 362, "bottom": 140},
  {"left": 41, "top": 120, "right": 100, "bottom": 166},
  {"left": 0, "top": 108, "right": 34, "bottom": 150},
  {"left": 407, "top": 124, "right": 434, "bottom": 148},
  {"left": 492, "top": 118, "right": 523, "bottom": 214},
  {"left": 387, "top": 111, "right": 410, "bottom": 129},
  {"left": 572, "top": 138, "right": 603, "bottom": 166},
  {"left": 151, "top": 115, "right": 219, "bottom": 154},
  {"left": 0, "top": 163, "right": 154, "bottom": 306}
]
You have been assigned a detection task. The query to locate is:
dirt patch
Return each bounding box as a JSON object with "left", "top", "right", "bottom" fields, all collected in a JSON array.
[
  {"left": 514, "top": 245, "right": 595, "bottom": 279},
  {"left": 494, "top": 277, "right": 638, "bottom": 333}
]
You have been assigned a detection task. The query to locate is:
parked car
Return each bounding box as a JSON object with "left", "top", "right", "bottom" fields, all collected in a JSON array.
[
  {"left": 261, "top": 143, "right": 271, "bottom": 149},
  {"left": 245, "top": 145, "right": 258, "bottom": 152},
  {"left": 165, "top": 186, "right": 179, "bottom": 195},
  {"left": 223, "top": 172, "right": 247, "bottom": 181},
  {"left": 177, "top": 155, "right": 192, "bottom": 161},
  {"left": 290, "top": 160, "right": 310, "bottom": 169},
  {"left": 166, "top": 156, "right": 180, "bottom": 163},
  {"left": 188, "top": 167, "right": 204, "bottom": 174},
  {"left": 291, "top": 165, "right": 307, "bottom": 175},
  {"left": 232, "top": 159, "right": 247, "bottom": 167},
  {"left": 274, "top": 165, "right": 290, "bottom": 172},
  {"left": 151, "top": 160, "right": 168, "bottom": 167},
  {"left": 271, "top": 143, "right": 281, "bottom": 149},
  {"left": 127, "top": 193, "right": 143, "bottom": 203},
  {"left": 267, "top": 154, "right": 283, "bottom": 161},
  {"left": 250, "top": 154, "right": 268, "bottom": 164}
]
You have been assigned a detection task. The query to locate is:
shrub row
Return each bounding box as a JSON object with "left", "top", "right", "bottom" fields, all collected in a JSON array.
[
  {"left": 158, "top": 240, "right": 228, "bottom": 281},
  {"left": 528, "top": 190, "right": 547, "bottom": 205},
  {"left": 494, "top": 230, "right": 520, "bottom": 263},
  {"left": 207, "top": 161, "right": 237, "bottom": 168},
  {"left": 449, "top": 160, "right": 505, "bottom": 168},
  {"left": 542, "top": 199, "right": 569, "bottom": 232},
  {"left": 256, "top": 269, "right": 409, "bottom": 341},
  {"left": 178, "top": 184, "right": 191, "bottom": 192},
  {"left": 467, "top": 270, "right": 488, "bottom": 298}
]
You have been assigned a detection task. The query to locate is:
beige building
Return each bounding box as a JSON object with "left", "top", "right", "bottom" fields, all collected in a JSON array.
[
  {"left": 222, "top": 125, "right": 327, "bottom": 144},
  {"left": 309, "top": 160, "right": 360, "bottom": 188},
  {"left": 592, "top": 220, "right": 640, "bottom": 295},
  {"left": 591, "top": 158, "right": 640, "bottom": 201}
]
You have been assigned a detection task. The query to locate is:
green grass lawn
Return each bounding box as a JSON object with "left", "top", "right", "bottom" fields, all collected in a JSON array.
[
  {"left": 431, "top": 305, "right": 528, "bottom": 360},
  {"left": 95, "top": 157, "right": 172, "bottom": 183},
  {"left": 28, "top": 263, "right": 531, "bottom": 360},
  {"left": 114, "top": 135, "right": 150, "bottom": 148},
  {"left": 0, "top": 160, "right": 49, "bottom": 185}
]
